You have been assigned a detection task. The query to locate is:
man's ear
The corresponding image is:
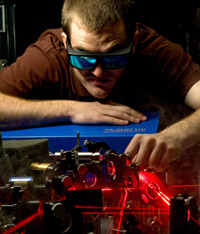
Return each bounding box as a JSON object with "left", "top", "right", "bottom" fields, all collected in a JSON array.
[
  {"left": 132, "top": 30, "right": 139, "bottom": 52},
  {"left": 61, "top": 32, "right": 67, "bottom": 48}
]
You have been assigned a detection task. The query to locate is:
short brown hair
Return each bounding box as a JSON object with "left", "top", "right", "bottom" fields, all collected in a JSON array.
[{"left": 61, "top": 0, "right": 136, "bottom": 40}]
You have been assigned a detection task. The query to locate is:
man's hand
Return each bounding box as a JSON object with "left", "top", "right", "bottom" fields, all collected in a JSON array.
[
  {"left": 125, "top": 132, "right": 183, "bottom": 172},
  {"left": 124, "top": 80, "right": 200, "bottom": 172},
  {"left": 69, "top": 101, "right": 147, "bottom": 125}
]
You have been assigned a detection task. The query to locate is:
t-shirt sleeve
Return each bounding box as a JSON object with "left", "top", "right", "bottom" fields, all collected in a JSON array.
[
  {"left": 152, "top": 39, "right": 200, "bottom": 97},
  {"left": 136, "top": 23, "right": 200, "bottom": 98},
  {"left": 0, "top": 32, "right": 70, "bottom": 99}
]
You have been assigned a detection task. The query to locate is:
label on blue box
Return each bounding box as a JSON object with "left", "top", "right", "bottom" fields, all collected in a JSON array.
[{"left": 1, "top": 112, "right": 159, "bottom": 154}]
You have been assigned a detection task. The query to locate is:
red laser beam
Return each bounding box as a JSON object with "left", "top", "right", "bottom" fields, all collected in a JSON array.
[
  {"left": 75, "top": 205, "right": 168, "bottom": 211},
  {"left": 107, "top": 217, "right": 114, "bottom": 234},
  {"left": 109, "top": 193, "right": 124, "bottom": 233},
  {"left": 191, "top": 216, "right": 200, "bottom": 226},
  {"left": 170, "top": 184, "right": 200, "bottom": 188},
  {"left": 116, "top": 190, "right": 128, "bottom": 233},
  {"left": 111, "top": 189, "right": 128, "bottom": 234},
  {"left": 81, "top": 211, "right": 169, "bottom": 215},
  {"left": 187, "top": 209, "right": 191, "bottom": 222},
  {"left": 1, "top": 209, "right": 43, "bottom": 234},
  {"left": 1, "top": 202, "right": 43, "bottom": 234},
  {"left": 75, "top": 204, "right": 169, "bottom": 215}
]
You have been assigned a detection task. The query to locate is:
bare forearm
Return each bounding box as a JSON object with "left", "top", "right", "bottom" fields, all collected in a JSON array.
[
  {"left": 0, "top": 92, "right": 147, "bottom": 130},
  {"left": 161, "top": 107, "right": 200, "bottom": 150},
  {"left": 0, "top": 92, "right": 71, "bottom": 130}
]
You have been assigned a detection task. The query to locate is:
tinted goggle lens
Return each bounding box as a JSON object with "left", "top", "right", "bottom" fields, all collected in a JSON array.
[
  {"left": 69, "top": 55, "right": 129, "bottom": 70},
  {"left": 69, "top": 56, "right": 96, "bottom": 70}
]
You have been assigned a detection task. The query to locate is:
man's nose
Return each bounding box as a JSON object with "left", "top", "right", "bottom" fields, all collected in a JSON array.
[{"left": 91, "top": 60, "right": 106, "bottom": 77}]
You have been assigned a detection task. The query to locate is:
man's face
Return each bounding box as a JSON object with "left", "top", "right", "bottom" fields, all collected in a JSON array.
[{"left": 66, "top": 18, "right": 132, "bottom": 99}]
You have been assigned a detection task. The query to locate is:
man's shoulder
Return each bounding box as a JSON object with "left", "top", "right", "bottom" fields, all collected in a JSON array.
[
  {"left": 136, "top": 23, "right": 157, "bottom": 35},
  {"left": 135, "top": 22, "right": 176, "bottom": 56},
  {"left": 33, "top": 28, "right": 65, "bottom": 53},
  {"left": 38, "top": 28, "right": 63, "bottom": 41}
]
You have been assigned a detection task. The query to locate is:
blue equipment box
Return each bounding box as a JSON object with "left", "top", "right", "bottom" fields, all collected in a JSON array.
[{"left": 1, "top": 112, "right": 159, "bottom": 154}]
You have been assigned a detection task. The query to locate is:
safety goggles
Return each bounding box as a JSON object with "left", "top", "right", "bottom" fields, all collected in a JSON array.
[{"left": 67, "top": 39, "right": 133, "bottom": 70}]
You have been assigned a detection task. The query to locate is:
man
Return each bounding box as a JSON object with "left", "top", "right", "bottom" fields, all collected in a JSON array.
[{"left": 0, "top": 0, "right": 200, "bottom": 172}]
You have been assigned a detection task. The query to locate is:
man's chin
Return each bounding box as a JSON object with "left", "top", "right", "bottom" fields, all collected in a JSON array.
[
  {"left": 92, "top": 93, "right": 109, "bottom": 99},
  {"left": 90, "top": 89, "right": 110, "bottom": 99}
]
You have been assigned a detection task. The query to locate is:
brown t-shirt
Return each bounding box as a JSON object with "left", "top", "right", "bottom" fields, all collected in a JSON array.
[{"left": 0, "top": 23, "right": 200, "bottom": 103}]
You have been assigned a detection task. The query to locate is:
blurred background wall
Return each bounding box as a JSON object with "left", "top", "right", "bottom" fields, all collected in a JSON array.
[
  {"left": 1, "top": 0, "right": 200, "bottom": 66},
  {"left": 0, "top": 0, "right": 64, "bottom": 67}
]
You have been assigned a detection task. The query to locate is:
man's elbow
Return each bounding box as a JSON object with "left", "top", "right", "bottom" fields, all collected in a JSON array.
[{"left": 184, "top": 80, "right": 200, "bottom": 110}]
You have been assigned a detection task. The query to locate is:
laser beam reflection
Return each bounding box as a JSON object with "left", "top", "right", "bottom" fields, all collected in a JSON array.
[
  {"left": 147, "top": 182, "right": 170, "bottom": 206},
  {"left": 157, "top": 192, "right": 170, "bottom": 206}
]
